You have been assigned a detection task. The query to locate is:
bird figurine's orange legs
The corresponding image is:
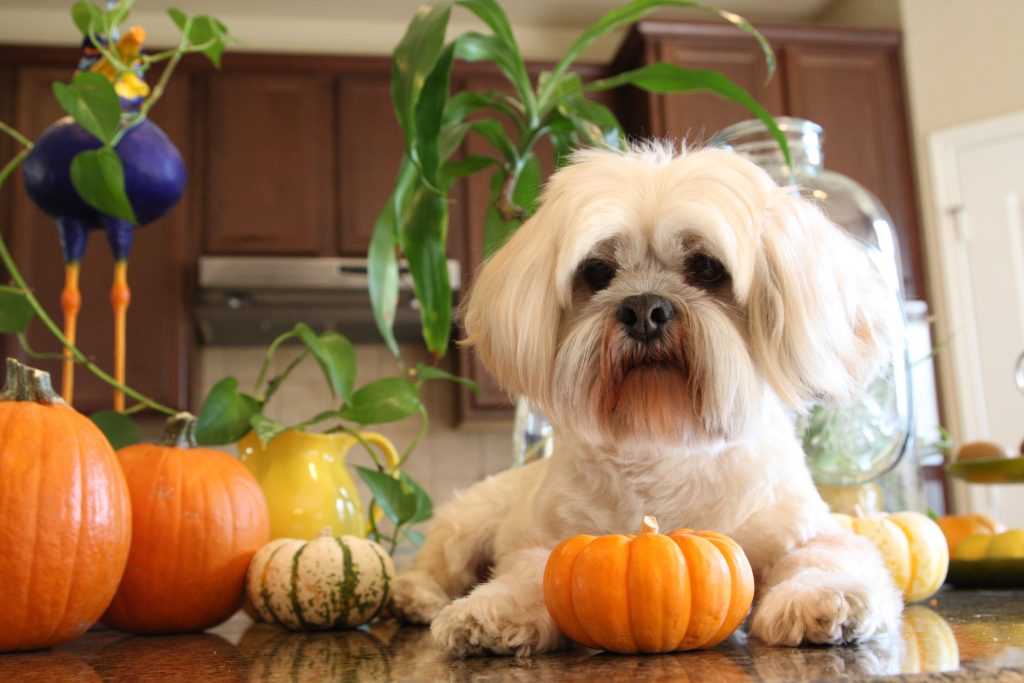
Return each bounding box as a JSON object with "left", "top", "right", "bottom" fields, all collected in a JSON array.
[
  {"left": 60, "top": 261, "right": 82, "bottom": 405},
  {"left": 110, "top": 259, "right": 130, "bottom": 412}
]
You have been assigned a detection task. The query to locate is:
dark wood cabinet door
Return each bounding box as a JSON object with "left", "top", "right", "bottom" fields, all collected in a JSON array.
[
  {"left": 200, "top": 72, "right": 335, "bottom": 255},
  {"left": 3, "top": 65, "right": 192, "bottom": 414},
  {"left": 651, "top": 39, "right": 785, "bottom": 141},
  {"left": 336, "top": 75, "right": 405, "bottom": 255},
  {"left": 784, "top": 43, "right": 923, "bottom": 297}
]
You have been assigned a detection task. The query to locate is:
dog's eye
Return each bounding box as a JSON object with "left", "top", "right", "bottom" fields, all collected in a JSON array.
[
  {"left": 687, "top": 254, "right": 727, "bottom": 286},
  {"left": 581, "top": 259, "right": 616, "bottom": 291}
]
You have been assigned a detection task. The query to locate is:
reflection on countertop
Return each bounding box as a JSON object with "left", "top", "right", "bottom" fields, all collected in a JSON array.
[{"left": 1, "top": 589, "right": 1022, "bottom": 682}]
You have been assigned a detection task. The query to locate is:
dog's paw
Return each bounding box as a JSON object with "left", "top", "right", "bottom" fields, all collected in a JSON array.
[
  {"left": 388, "top": 569, "right": 451, "bottom": 625},
  {"left": 430, "top": 592, "right": 564, "bottom": 657},
  {"left": 750, "top": 570, "right": 901, "bottom": 646}
]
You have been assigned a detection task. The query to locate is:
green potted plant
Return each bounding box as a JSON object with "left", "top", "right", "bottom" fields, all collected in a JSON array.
[{"left": 369, "top": 0, "right": 789, "bottom": 358}]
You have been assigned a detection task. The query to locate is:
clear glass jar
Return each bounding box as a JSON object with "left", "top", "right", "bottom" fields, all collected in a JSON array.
[
  {"left": 712, "top": 117, "right": 914, "bottom": 492},
  {"left": 511, "top": 396, "right": 554, "bottom": 467}
]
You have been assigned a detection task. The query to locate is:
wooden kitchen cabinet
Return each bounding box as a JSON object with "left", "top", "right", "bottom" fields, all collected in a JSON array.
[
  {"left": 198, "top": 70, "right": 336, "bottom": 255},
  {"left": 613, "top": 21, "right": 924, "bottom": 299},
  {"left": 0, "top": 57, "right": 193, "bottom": 415}
]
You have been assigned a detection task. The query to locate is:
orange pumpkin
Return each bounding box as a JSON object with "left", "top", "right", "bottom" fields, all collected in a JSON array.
[
  {"left": 102, "top": 412, "right": 270, "bottom": 633},
  {"left": 543, "top": 516, "right": 754, "bottom": 653},
  {"left": 0, "top": 359, "right": 132, "bottom": 652},
  {"left": 935, "top": 513, "right": 1005, "bottom": 556}
]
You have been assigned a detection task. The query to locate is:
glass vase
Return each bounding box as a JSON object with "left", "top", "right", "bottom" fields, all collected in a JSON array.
[{"left": 712, "top": 117, "right": 914, "bottom": 495}]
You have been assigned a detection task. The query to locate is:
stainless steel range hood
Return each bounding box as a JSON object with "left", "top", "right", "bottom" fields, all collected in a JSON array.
[{"left": 196, "top": 256, "right": 461, "bottom": 346}]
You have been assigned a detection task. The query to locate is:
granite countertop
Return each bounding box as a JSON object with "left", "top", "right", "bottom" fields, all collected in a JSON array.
[{"left": 2, "top": 589, "right": 1022, "bottom": 682}]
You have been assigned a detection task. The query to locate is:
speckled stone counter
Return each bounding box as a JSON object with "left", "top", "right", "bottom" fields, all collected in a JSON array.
[{"left": 2, "top": 589, "right": 1022, "bottom": 681}]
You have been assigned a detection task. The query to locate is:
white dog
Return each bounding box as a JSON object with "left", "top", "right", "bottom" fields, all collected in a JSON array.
[{"left": 389, "top": 144, "right": 903, "bottom": 657}]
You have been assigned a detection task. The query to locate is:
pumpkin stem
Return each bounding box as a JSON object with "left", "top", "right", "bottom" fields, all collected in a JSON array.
[
  {"left": 318, "top": 527, "right": 333, "bottom": 538},
  {"left": 1, "top": 358, "right": 66, "bottom": 405},
  {"left": 161, "top": 411, "right": 199, "bottom": 448},
  {"left": 639, "top": 515, "right": 659, "bottom": 534}
]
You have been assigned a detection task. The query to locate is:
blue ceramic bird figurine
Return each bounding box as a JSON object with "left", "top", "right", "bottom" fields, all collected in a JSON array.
[{"left": 21, "top": 25, "right": 186, "bottom": 409}]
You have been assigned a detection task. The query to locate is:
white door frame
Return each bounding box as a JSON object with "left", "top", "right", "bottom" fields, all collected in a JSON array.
[{"left": 927, "top": 109, "right": 1024, "bottom": 514}]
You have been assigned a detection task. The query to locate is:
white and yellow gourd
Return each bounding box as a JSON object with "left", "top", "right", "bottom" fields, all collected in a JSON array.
[
  {"left": 246, "top": 528, "right": 395, "bottom": 630},
  {"left": 833, "top": 510, "right": 948, "bottom": 603}
]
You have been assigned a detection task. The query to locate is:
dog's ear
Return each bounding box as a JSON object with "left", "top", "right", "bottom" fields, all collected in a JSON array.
[
  {"left": 461, "top": 210, "right": 562, "bottom": 405},
  {"left": 748, "top": 190, "right": 895, "bottom": 409}
]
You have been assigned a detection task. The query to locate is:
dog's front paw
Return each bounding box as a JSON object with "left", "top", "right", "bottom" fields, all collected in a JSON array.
[
  {"left": 389, "top": 569, "right": 451, "bottom": 625},
  {"left": 751, "top": 570, "right": 901, "bottom": 646},
  {"left": 431, "top": 592, "right": 564, "bottom": 657}
]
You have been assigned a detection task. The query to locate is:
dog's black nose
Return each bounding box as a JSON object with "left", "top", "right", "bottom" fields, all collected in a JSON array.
[{"left": 617, "top": 294, "right": 675, "bottom": 341}]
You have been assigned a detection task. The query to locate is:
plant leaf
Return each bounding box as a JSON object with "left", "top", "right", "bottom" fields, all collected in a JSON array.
[
  {"left": 52, "top": 72, "right": 121, "bottom": 146},
  {"left": 540, "top": 0, "right": 774, "bottom": 111},
  {"left": 468, "top": 118, "right": 517, "bottom": 161},
  {"left": 443, "top": 90, "right": 521, "bottom": 128},
  {"left": 440, "top": 154, "right": 496, "bottom": 189},
  {"left": 413, "top": 42, "right": 455, "bottom": 186},
  {"left": 195, "top": 376, "right": 261, "bottom": 445},
  {"left": 71, "top": 1, "right": 103, "bottom": 36},
  {"left": 455, "top": 0, "right": 534, "bottom": 117},
  {"left": 403, "top": 528, "right": 425, "bottom": 547},
  {"left": 398, "top": 471, "right": 433, "bottom": 523},
  {"left": 167, "top": 7, "right": 187, "bottom": 29},
  {"left": 391, "top": 2, "right": 452, "bottom": 149},
  {"left": 453, "top": 32, "right": 530, "bottom": 107},
  {"left": 340, "top": 377, "right": 422, "bottom": 424},
  {"left": 188, "top": 15, "right": 228, "bottom": 67},
  {"left": 558, "top": 96, "right": 624, "bottom": 149},
  {"left": 293, "top": 323, "right": 356, "bottom": 401},
  {"left": 89, "top": 410, "right": 139, "bottom": 449},
  {"left": 0, "top": 286, "right": 35, "bottom": 333},
  {"left": 416, "top": 362, "right": 479, "bottom": 395},
  {"left": 399, "top": 179, "right": 452, "bottom": 354},
  {"left": 69, "top": 147, "right": 138, "bottom": 224},
  {"left": 104, "top": 0, "right": 136, "bottom": 31},
  {"left": 355, "top": 466, "right": 418, "bottom": 525},
  {"left": 586, "top": 63, "right": 790, "bottom": 165},
  {"left": 250, "top": 413, "right": 287, "bottom": 448},
  {"left": 369, "top": 159, "right": 416, "bottom": 356}
]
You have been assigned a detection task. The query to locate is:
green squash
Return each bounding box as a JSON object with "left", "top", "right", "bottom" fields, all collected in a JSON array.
[{"left": 246, "top": 528, "right": 394, "bottom": 630}]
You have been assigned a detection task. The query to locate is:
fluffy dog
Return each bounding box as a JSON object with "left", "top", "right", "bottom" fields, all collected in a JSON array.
[{"left": 389, "top": 144, "right": 903, "bottom": 656}]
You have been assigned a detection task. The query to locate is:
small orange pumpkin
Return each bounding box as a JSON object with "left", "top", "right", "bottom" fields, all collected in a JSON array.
[
  {"left": 102, "top": 412, "right": 270, "bottom": 633},
  {"left": 935, "top": 513, "right": 1005, "bottom": 556},
  {"left": 0, "top": 359, "right": 132, "bottom": 652},
  {"left": 543, "top": 516, "right": 754, "bottom": 653}
]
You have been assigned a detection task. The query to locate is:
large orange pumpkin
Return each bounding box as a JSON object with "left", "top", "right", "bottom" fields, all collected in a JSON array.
[
  {"left": 102, "top": 412, "right": 270, "bottom": 633},
  {"left": 543, "top": 516, "right": 754, "bottom": 653},
  {"left": 0, "top": 359, "right": 132, "bottom": 652}
]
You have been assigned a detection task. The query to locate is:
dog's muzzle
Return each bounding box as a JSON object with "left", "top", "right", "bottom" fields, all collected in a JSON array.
[{"left": 617, "top": 293, "right": 676, "bottom": 342}]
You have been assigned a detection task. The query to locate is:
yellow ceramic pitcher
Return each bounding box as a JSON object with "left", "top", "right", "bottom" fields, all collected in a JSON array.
[{"left": 238, "top": 430, "right": 399, "bottom": 540}]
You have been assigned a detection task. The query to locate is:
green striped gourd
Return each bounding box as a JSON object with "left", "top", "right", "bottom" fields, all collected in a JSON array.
[{"left": 246, "top": 528, "right": 394, "bottom": 630}]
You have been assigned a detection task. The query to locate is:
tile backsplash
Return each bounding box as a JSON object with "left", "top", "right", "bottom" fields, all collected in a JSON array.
[{"left": 198, "top": 344, "right": 515, "bottom": 514}]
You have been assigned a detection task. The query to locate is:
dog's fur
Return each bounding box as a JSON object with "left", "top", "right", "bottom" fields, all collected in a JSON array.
[{"left": 389, "top": 144, "right": 903, "bottom": 656}]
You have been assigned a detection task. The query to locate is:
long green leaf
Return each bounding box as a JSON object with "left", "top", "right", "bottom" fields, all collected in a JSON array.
[
  {"left": 400, "top": 179, "right": 452, "bottom": 353},
  {"left": 443, "top": 90, "right": 522, "bottom": 128},
  {"left": 341, "top": 377, "right": 423, "bottom": 424},
  {"left": 90, "top": 410, "right": 140, "bottom": 449},
  {"left": 71, "top": 1, "right": 102, "bottom": 36},
  {"left": 70, "top": 147, "right": 138, "bottom": 224},
  {"left": 540, "top": 0, "right": 774, "bottom": 112},
  {"left": 586, "top": 63, "right": 790, "bottom": 164},
  {"left": 558, "top": 96, "right": 624, "bottom": 149},
  {"left": 0, "top": 286, "right": 34, "bottom": 333},
  {"left": 355, "top": 466, "right": 417, "bottom": 525},
  {"left": 52, "top": 72, "right": 121, "bottom": 146},
  {"left": 391, "top": 2, "right": 452, "bottom": 149},
  {"left": 469, "top": 118, "right": 518, "bottom": 162},
  {"left": 415, "top": 362, "right": 480, "bottom": 395},
  {"left": 195, "top": 376, "right": 261, "bottom": 445},
  {"left": 369, "top": 159, "right": 416, "bottom": 356},
  {"left": 414, "top": 43, "right": 455, "bottom": 186},
  {"left": 453, "top": 32, "right": 533, "bottom": 117},
  {"left": 455, "top": 0, "right": 534, "bottom": 117},
  {"left": 441, "top": 154, "right": 496, "bottom": 189},
  {"left": 293, "top": 323, "right": 356, "bottom": 401}
]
